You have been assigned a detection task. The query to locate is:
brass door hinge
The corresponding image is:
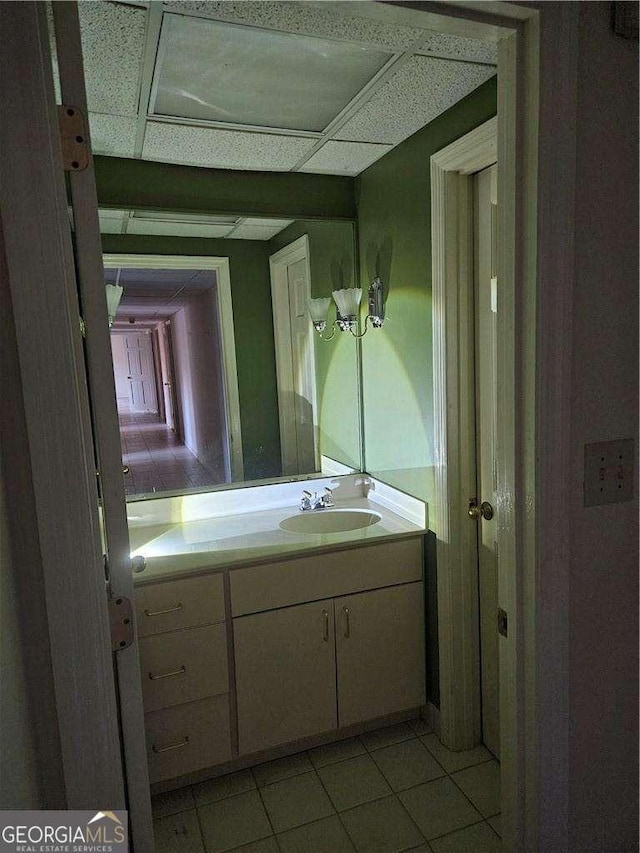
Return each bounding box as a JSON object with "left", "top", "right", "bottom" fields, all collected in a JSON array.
[
  {"left": 57, "top": 105, "right": 89, "bottom": 171},
  {"left": 109, "top": 594, "right": 134, "bottom": 652}
]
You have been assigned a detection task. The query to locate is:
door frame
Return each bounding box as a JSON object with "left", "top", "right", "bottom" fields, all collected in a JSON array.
[
  {"left": 1, "top": 1, "right": 582, "bottom": 851},
  {"left": 430, "top": 116, "right": 497, "bottom": 752},
  {"left": 103, "top": 254, "right": 244, "bottom": 482},
  {"left": 269, "top": 235, "right": 319, "bottom": 474}
]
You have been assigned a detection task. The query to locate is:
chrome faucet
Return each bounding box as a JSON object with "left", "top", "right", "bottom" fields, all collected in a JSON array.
[{"left": 300, "top": 487, "right": 334, "bottom": 511}]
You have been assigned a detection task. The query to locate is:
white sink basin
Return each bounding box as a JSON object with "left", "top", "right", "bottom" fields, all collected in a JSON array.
[{"left": 279, "top": 509, "right": 382, "bottom": 534}]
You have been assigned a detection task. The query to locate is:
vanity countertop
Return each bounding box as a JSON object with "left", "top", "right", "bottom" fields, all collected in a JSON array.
[{"left": 130, "top": 497, "right": 425, "bottom": 585}]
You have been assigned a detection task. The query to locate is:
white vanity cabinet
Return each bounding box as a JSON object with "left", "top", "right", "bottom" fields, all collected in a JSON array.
[
  {"left": 134, "top": 535, "right": 426, "bottom": 783},
  {"left": 234, "top": 599, "right": 338, "bottom": 755},
  {"left": 232, "top": 538, "right": 426, "bottom": 756}
]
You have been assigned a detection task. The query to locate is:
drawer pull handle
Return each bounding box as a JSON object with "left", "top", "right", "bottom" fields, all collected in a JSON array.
[
  {"left": 152, "top": 736, "right": 190, "bottom": 754},
  {"left": 148, "top": 665, "right": 186, "bottom": 681},
  {"left": 343, "top": 607, "right": 350, "bottom": 638},
  {"left": 144, "top": 603, "right": 184, "bottom": 617},
  {"left": 322, "top": 609, "right": 329, "bottom": 642}
]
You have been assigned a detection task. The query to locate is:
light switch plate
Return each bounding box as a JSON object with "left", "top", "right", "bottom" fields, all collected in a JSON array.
[{"left": 584, "top": 438, "right": 635, "bottom": 507}]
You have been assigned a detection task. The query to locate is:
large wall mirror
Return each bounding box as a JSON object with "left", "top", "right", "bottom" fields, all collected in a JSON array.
[{"left": 102, "top": 216, "right": 362, "bottom": 498}]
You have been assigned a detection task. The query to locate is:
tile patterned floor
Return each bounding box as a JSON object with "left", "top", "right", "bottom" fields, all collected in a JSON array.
[
  {"left": 152, "top": 719, "right": 501, "bottom": 853},
  {"left": 119, "top": 410, "right": 221, "bottom": 496}
]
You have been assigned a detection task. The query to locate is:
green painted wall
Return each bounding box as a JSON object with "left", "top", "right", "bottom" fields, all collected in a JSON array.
[
  {"left": 101, "top": 234, "right": 280, "bottom": 481},
  {"left": 95, "top": 156, "right": 356, "bottom": 220},
  {"left": 269, "top": 221, "right": 361, "bottom": 471},
  {"left": 357, "top": 77, "right": 497, "bottom": 502}
]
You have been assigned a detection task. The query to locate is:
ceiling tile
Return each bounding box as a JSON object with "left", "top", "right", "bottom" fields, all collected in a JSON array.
[
  {"left": 142, "top": 122, "right": 316, "bottom": 170},
  {"left": 152, "top": 14, "right": 392, "bottom": 131},
  {"left": 99, "top": 214, "right": 125, "bottom": 234},
  {"left": 228, "top": 222, "right": 292, "bottom": 240},
  {"left": 416, "top": 31, "right": 497, "bottom": 64},
  {"left": 333, "top": 56, "right": 495, "bottom": 145},
  {"left": 89, "top": 113, "right": 138, "bottom": 157},
  {"left": 125, "top": 219, "right": 235, "bottom": 238},
  {"left": 78, "top": 2, "right": 147, "bottom": 116},
  {"left": 240, "top": 218, "right": 293, "bottom": 228},
  {"left": 299, "top": 140, "right": 392, "bottom": 176},
  {"left": 162, "top": 2, "right": 424, "bottom": 50}
]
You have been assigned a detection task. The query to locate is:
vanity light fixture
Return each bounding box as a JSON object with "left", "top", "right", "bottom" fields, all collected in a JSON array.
[
  {"left": 308, "top": 277, "right": 385, "bottom": 340},
  {"left": 105, "top": 282, "right": 124, "bottom": 328}
]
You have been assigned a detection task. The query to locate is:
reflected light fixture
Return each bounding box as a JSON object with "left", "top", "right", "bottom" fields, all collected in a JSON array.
[
  {"left": 105, "top": 269, "right": 124, "bottom": 328},
  {"left": 308, "top": 277, "right": 385, "bottom": 340}
]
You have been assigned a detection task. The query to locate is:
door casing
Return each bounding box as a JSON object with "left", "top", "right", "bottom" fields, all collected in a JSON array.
[{"left": 1, "top": 2, "right": 579, "bottom": 851}]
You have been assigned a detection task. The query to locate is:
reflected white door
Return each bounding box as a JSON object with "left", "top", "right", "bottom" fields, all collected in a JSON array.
[
  {"left": 123, "top": 332, "right": 158, "bottom": 413},
  {"left": 270, "top": 235, "right": 318, "bottom": 477},
  {"left": 474, "top": 163, "right": 500, "bottom": 757},
  {"left": 287, "top": 257, "right": 317, "bottom": 473}
]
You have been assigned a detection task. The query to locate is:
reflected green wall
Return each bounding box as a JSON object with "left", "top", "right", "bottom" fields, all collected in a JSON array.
[
  {"left": 357, "top": 77, "right": 497, "bottom": 501},
  {"left": 269, "top": 221, "right": 361, "bottom": 471},
  {"left": 101, "top": 234, "right": 280, "bottom": 481}
]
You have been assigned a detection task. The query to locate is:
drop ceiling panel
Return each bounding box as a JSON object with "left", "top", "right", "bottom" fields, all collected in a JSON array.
[
  {"left": 228, "top": 222, "right": 293, "bottom": 240},
  {"left": 152, "top": 15, "right": 393, "bottom": 131},
  {"left": 333, "top": 56, "right": 495, "bottom": 145},
  {"left": 416, "top": 31, "right": 497, "bottom": 64},
  {"left": 98, "top": 214, "right": 125, "bottom": 234},
  {"left": 163, "top": 1, "right": 425, "bottom": 51},
  {"left": 126, "top": 219, "right": 235, "bottom": 238},
  {"left": 78, "top": 1, "right": 147, "bottom": 116},
  {"left": 299, "top": 140, "right": 392, "bottom": 176},
  {"left": 142, "top": 122, "right": 316, "bottom": 170},
  {"left": 241, "top": 218, "right": 293, "bottom": 229},
  {"left": 89, "top": 113, "right": 138, "bottom": 157}
]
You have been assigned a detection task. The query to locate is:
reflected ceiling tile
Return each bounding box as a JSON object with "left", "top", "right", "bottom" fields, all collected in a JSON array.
[
  {"left": 142, "top": 123, "right": 316, "bottom": 170},
  {"left": 89, "top": 113, "right": 138, "bottom": 156},
  {"left": 240, "top": 218, "right": 294, "bottom": 229},
  {"left": 334, "top": 56, "right": 495, "bottom": 144},
  {"left": 98, "top": 215, "right": 125, "bottom": 235},
  {"left": 299, "top": 141, "right": 392, "bottom": 176},
  {"left": 162, "top": 2, "right": 424, "bottom": 50},
  {"left": 416, "top": 31, "right": 497, "bottom": 64},
  {"left": 78, "top": 2, "right": 146, "bottom": 115},
  {"left": 126, "top": 219, "right": 235, "bottom": 238},
  {"left": 98, "top": 208, "right": 129, "bottom": 219},
  {"left": 229, "top": 223, "right": 292, "bottom": 240}
]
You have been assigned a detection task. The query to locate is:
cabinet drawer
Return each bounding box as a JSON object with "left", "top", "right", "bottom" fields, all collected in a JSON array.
[
  {"left": 145, "top": 695, "right": 231, "bottom": 784},
  {"left": 135, "top": 573, "right": 225, "bottom": 636},
  {"left": 231, "top": 538, "right": 423, "bottom": 616},
  {"left": 139, "top": 623, "right": 228, "bottom": 712}
]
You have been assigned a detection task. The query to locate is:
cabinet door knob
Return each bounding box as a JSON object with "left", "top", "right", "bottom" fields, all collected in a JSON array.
[
  {"left": 343, "top": 607, "right": 350, "bottom": 638},
  {"left": 322, "top": 609, "right": 329, "bottom": 642}
]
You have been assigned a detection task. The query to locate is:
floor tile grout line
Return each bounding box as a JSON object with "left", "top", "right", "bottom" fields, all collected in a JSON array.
[
  {"left": 444, "top": 759, "right": 500, "bottom": 821},
  {"left": 311, "top": 759, "right": 358, "bottom": 852}
]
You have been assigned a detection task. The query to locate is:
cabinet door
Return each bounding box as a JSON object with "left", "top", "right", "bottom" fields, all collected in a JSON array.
[
  {"left": 234, "top": 600, "right": 337, "bottom": 755},
  {"left": 335, "top": 582, "right": 425, "bottom": 728}
]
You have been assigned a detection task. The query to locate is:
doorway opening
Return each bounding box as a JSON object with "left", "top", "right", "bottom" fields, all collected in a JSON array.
[{"left": 105, "top": 261, "right": 242, "bottom": 496}]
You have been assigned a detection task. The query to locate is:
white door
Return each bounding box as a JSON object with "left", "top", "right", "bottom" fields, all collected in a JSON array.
[
  {"left": 474, "top": 164, "right": 500, "bottom": 758},
  {"left": 110, "top": 334, "right": 132, "bottom": 411},
  {"left": 124, "top": 332, "right": 158, "bottom": 413},
  {"left": 287, "top": 257, "right": 317, "bottom": 473},
  {"left": 51, "top": 4, "right": 154, "bottom": 849},
  {"left": 270, "top": 236, "right": 319, "bottom": 476}
]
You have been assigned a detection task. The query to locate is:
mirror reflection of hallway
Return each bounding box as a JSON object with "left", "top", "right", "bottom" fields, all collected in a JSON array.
[{"left": 107, "top": 266, "right": 230, "bottom": 496}]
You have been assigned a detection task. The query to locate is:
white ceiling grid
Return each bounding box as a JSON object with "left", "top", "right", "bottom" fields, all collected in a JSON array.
[{"left": 81, "top": 0, "right": 496, "bottom": 181}]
